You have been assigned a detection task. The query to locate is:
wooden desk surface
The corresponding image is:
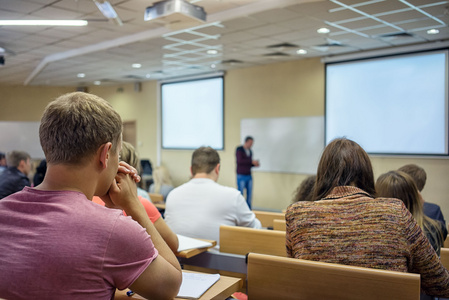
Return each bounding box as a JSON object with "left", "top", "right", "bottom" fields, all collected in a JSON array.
[
  {"left": 114, "top": 271, "right": 242, "bottom": 300},
  {"left": 153, "top": 202, "right": 166, "bottom": 210},
  {"left": 176, "top": 239, "right": 217, "bottom": 259}
]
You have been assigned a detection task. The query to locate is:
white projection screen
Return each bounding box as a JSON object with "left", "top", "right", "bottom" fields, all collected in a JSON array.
[
  {"left": 326, "top": 49, "right": 449, "bottom": 156},
  {"left": 161, "top": 76, "right": 224, "bottom": 150}
]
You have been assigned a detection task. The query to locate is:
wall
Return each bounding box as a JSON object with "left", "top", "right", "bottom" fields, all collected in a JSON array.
[{"left": 1, "top": 57, "right": 448, "bottom": 219}]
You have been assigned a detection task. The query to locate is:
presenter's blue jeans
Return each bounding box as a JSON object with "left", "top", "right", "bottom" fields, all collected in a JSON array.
[{"left": 237, "top": 174, "right": 253, "bottom": 209}]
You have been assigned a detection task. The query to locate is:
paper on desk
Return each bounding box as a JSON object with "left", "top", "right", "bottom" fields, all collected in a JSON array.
[
  {"left": 177, "top": 234, "right": 213, "bottom": 252},
  {"left": 177, "top": 272, "right": 220, "bottom": 299}
]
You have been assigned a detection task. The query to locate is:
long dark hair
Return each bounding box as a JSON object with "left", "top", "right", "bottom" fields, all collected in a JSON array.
[{"left": 314, "top": 138, "right": 375, "bottom": 200}]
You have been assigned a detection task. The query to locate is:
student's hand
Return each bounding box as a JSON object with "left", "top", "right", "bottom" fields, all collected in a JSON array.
[
  {"left": 117, "top": 162, "right": 141, "bottom": 183},
  {"left": 253, "top": 160, "right": 260, "bottom": 167},
  {"left": 101, "top": 162, "right": 141, "bottom": 209}
]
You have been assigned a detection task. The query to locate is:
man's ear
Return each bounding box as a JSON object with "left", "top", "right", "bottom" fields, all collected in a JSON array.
[
  {"left": 215, "top": 163, "right": 220, "bottom": 175},
  {"left": 99, "top": 142, "right": 112, "bottom": 169},
  {"left": 190, "top": 166, "right": 193, "bottom": 177}
]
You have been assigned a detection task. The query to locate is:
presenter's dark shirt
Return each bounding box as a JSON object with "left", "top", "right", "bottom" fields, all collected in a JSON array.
[
  {"left": 0, "top": 167, "right": 30, "bottom": 199},
  {"left": 236, "top": 146, "right": 253, "bottom": 175}
]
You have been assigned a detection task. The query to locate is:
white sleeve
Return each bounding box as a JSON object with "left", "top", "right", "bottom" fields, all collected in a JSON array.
[{"left": 235, "top": 193, "right": 262, "bottom": 229}]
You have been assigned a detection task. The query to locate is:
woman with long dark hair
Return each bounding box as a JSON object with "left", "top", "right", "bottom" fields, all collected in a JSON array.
[{"left": 286, "top": 138, "right": 449, "bottom": 297}]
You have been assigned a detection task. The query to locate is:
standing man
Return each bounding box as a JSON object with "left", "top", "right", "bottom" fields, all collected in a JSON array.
[
  {"left": 0, "top": 150, "right": 31, "bottom": 199},
  {"left": 236, "top": 136, "right": 259, "bottom": 209}
]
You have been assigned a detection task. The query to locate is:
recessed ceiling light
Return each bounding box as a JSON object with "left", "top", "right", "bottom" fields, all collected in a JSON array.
[
  {"left": 145, "top": 74, "right": 151, "bottom": 78},
  {"left": 0, "top": 47, "right": 5, "bottom": 53},
  {"left": 0, "top": 20, "right": 88, "bottom": 26},
  {"left": 427, "top": 29, "right": 439, "bottom": 35},
  {"left": 210, "top": 64, "right": 216, "bottom": 68},
  {"left": 77, "top": 73, "right": 86, "bottom": 78},
  {"left": 317, "top": 27, "right": 330, "bottom": 34},
  {"left": 296, "top": 49, "right": 307, "bottom": 55},
  {"left": 94, "top": 81, "right": 101, "bottom": 85},
  {"left": 207, "top": 49, "right": 218, "bottom": 55},
  {"left": 132, "top": 63, "right": 142, "bottom": 68}
]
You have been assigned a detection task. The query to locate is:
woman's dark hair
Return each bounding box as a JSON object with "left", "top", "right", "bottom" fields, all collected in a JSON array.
[
  {"left": 292, "top": 175, "right": 316, "bottom": 203},
  {"left": 314, "top": 138, "right": 375, "bottom": 200}
]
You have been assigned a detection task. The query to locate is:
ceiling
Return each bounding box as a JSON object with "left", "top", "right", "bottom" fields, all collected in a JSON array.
[{"left": 0, "top": 0, "right": 448, "bottom": 87}]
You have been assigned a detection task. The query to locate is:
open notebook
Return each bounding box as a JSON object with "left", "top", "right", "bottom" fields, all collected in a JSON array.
[
  {"left": 176, "top": 234, "right": 214, "bottom": 252},
  {"left": 177, "top": 272, "right": 220, "bottom": 299}
]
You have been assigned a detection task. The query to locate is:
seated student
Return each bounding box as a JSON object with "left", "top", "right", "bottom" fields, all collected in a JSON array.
[
  {"left": 164, "top": 146, "right": 261, "bottom": 243},
  {"left": 292, "top": 175, "right": 316, "bottom": 203},
  {"left": 398, "top": 164, "right": 447, "bottom": 240},
  {"left": 0, "top": 92, "right": 182, "bottom": 299},
  {"left": 0, "top": 150, "right": 32, "bottom": 199},
  {"left": 33, "top": 159, "right": 47, "bottom": 187},
  {"left": 149, "top": 165, "right": 174, "bottom": 202},
  {"left": 286, "top": 138, "right": 449, "bottom": 298},
  {"left": 0, "top": 152, "right": 6, "bottom": 175},
  {"left": 376, "top": 170, "right": 444, "bottom": 256},
  {"left": 93, "top": 141, "right": 178, "bottom": 253}
]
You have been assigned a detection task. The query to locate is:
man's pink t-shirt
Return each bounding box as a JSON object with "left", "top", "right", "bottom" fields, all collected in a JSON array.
[{"left": 0, "top": 187, "right": 158, "bottom": 299}]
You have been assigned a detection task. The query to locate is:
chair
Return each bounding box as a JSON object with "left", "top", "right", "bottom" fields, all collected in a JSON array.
[
  {"left": 219, "top": 225, "right": 286, "bottom": 257},
  {"left": 273, "top": 219, "right": 286, "bottom": 231},
  {"left": 148, "top": 193, "right": 164, "bottom": 203},
  {"left": 247, "top": 253, "right": 420, "bottom": 300},
  {"left": 252, "top": 210, "right": 285, "bottom": 228}
]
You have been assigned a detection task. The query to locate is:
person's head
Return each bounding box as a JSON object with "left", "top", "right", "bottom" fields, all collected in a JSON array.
[
  {"left": 6, "top": 150, "right": 31, "bottom": 175},
  {"left": 244, "top": 136, "right": 254, "bottom": 149},
  {"left": 0, "top": 152, "right": 6, "bottom": 166},
  {"left": 191, "top": 146, "right": 220, "bottom": 178},
  {"left": 376, "top": 170, "right": 422, "bottom": 217},
  {"left": 293, "top": 175, "right": 316, "bottom": 203},
  {"left": 314, "top": 138, "right": 375, "bottom": 200},
  {"left": 39, "top": 92, "right": 122, "bottom": 166},
  {"left": 119, "top": 141, "right": 140, "bottom": 172},
  {"left": 397, "top": 164, "right": 426, "bottom": 192}
]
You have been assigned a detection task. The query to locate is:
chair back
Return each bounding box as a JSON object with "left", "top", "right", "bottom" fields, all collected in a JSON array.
[
  {"left": 273, "top": 219, "right": 286, "bottom": 231},
  {"left": 148, "top": 193, "right": 164, "bottom": 203},
  {"left": 252, "top": 210, "right": 285, "bottom": 228},
  {"left": 247, "top": 253, "right": 420, "bottom": 300},
  {"left": 219, "top": 225, "right": 286, "bottom": 257}
]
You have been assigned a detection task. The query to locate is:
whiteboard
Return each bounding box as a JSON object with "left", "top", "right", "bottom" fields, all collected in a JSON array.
[
  {"left": 0, "top": 122, "right": 44, "bottom": 159},
  {"left": 240, "top": 116, "right": 324, "bottom": 174}
]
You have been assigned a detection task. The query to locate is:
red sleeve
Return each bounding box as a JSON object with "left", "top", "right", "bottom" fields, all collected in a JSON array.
[{"left": 139, "top": 196, "right": 161, "bottom": 223}]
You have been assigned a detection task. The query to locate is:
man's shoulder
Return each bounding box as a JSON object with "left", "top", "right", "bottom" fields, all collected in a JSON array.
[{"left": 236, "top": 145, "right": 244, "bottom": 151}]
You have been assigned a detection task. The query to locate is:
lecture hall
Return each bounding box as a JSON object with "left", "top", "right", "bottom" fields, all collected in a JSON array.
[{"left": 1, "top": 0, "right": 449, "bottom": 299}]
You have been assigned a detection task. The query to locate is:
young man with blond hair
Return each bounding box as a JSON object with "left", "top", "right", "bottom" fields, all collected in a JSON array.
[{"left": 0, "top": 92, "right": 181, "bottom": 299}]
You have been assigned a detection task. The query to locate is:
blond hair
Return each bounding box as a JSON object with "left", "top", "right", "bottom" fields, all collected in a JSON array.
[
  {"left": 119, "top": 141, "right": 140, "bottom": 173},
  {"left": 376, "top": 170, "right": 443, "bottom": 251},
  {"left": 39, "top": 92, "right": 122, "bottom": 165},
  {"left": 152, "top": 166, "right": 173, "bottom": 194}
]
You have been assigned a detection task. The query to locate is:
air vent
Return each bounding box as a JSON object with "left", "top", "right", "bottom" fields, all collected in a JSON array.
[
  {"left": 378, "top": 32, "right": 414, "bottom": 38},
  {"left": 263, "top": 52, "right": 290, "bottom": 57},
  {"left": 123, "top": 75, "right": 144, "bottom": 79},
  {"left": 221, "top": 59, "right": 243, "bottom": 65},
  {"left": 266, "top": 42, "right": 298, "bottom": 48}
]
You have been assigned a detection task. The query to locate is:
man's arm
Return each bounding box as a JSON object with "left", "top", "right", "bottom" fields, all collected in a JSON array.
[
  {"left": 235, "top": 193, "right": 262, "bottom": 229},
  {"left": 107, "top": 164, "right": 182, "bottom": 299}
]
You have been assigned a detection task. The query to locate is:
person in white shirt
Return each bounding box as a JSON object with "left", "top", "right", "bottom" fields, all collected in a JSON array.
[{"left": 164, "top": 146, "right": 261, "bottom": 243}]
